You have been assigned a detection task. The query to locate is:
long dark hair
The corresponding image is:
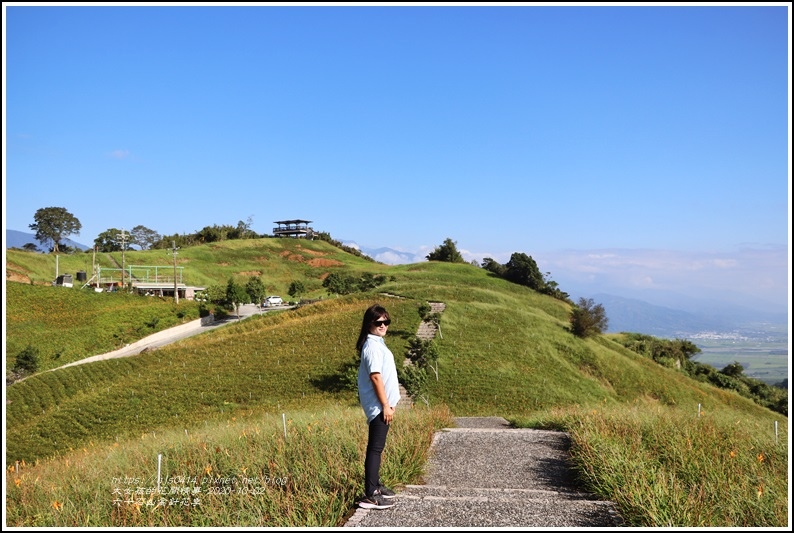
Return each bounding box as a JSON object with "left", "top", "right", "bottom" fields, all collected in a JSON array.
[{"left": 355, "top": 304, "right": 390, "bottom": 354}]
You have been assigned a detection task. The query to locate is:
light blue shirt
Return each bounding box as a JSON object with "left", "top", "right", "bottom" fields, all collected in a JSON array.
[{"left": 358, "top": 334, "right": 401, "bottom": 423}]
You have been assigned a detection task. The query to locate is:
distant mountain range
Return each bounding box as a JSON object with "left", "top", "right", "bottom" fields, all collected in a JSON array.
[
  {"left": 5, "top": 229, "right": 91, "bottom": 252},
  {"left": 586, "top": 293, "right": 786, "bottom": 337},
  {"left": 346, "top": 243, "right": 420, "bottom": 265}
]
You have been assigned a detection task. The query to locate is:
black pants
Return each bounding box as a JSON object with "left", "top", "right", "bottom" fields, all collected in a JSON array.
[{"left": 364, "top": 412, "right": 390, "bottom": 497}]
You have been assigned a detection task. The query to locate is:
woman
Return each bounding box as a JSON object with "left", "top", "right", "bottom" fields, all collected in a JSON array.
[{"left": 355, "top": 304, "right": 401, "bottom": 510}]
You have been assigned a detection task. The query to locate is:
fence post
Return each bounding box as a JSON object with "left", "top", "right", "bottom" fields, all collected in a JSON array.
[{"left": 157, "top": 453, "right": 162, "bottom": 493}]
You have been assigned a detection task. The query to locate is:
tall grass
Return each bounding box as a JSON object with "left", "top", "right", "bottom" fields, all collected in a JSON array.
[
  {"left": 5, "top": 405, "right": 454, "bottom": 527},
  {"left": 531, "top": 401, "right": 788, "bottom": 527}
]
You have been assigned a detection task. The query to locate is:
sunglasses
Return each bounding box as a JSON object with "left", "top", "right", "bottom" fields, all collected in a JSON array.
[{"left": 373, "top": 319, "right": 391, "bottom": 327}]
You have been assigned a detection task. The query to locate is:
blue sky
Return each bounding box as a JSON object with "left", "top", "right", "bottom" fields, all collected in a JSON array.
[{"left": 3, "top": 3, "right": 791, "bottom": 314}]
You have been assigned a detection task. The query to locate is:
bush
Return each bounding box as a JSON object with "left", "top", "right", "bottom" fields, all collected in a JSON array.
[
  {"left": 570, "top": 298, "right": 608, "bottom": 338},
  {"left": 13, "top": 345, "right": 40, "bottom": 375}
]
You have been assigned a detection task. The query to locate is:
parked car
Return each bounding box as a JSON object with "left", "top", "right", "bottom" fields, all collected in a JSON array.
[{"left": 264, "top": 295, "right": 283, "bottom": 307}]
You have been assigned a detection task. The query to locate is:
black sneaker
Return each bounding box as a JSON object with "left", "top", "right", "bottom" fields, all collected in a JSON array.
[
  {"left": 358, "top": 491, "right": 395, "bottom": 510},
  {"left": 378, "top": 485, "right": 396, "bottom": 499}
]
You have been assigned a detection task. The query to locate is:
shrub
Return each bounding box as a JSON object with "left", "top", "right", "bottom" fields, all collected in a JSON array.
[
  {"left": 13, "top": 345, "right": 40, "bottom": 375},
  {"left": 570, "top": 297, "right": 608, "bottom": 338}
]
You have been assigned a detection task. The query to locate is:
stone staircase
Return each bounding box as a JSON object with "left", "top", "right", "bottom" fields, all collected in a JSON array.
[
  {"left": 345, "top": 417, "right": 624, "bottom": 527},
  {"left": 398, "top": 302, "right": 446, "bottom": 410}
]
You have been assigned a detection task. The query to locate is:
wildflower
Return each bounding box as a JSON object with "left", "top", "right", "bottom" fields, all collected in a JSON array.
[
  {"left": 757, "top": 484, "right": 764, "bottom": 499},
  {"left": 757, "top": 453, "right": 765, "bottom": 463},
  {"left": 729, "top": 450, "right": 737, "bottom": 459},
  {"left": 14, "top": 478, "right": 21, "bottom": 487},
  {"left": 52, "top": 500, "right": 63, "bottom": 511},
  {"left": 204, "top": 465, "right": 212, "bottom": 475}
]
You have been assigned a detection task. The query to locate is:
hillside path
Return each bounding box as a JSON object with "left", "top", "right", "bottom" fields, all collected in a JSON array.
[
  {"left": 344, "top": 416, "right": 624, "bottom": 528},
  {"left": 397, "top": 301, "right": 446, "bottom": 410},
  {"left": 52, "top": 303, "right": 284, "bottom": 371}
]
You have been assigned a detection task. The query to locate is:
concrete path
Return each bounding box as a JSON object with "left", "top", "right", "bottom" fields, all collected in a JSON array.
[
  {"left": 52, "top": 303, "right": 289, "bottom": 370},
  {"left": 345, "top": 417, "right": 624, "bottom": 528}
]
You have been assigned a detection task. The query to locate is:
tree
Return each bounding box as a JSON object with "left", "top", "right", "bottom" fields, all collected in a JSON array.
[
  {"left": 204, "top": 283, "right": 227, "bottom": 305},
  {"left": 131, "top": 225, "right": 161, "bottom": 250},
  {"left": 94, "top": 228, "right": 123, "bottom": 252},
  {"left": 570, "top": 297, "right": 609, "bottom": 338},
  {"left": 245, "top": 276, "right": 267, "bottom": 306},
  {"left": 226, "top": 278, "right": 250, "bottom": 319},
  {"left": 426, "top": 238, "right": 465, "bottom": 263},
  {"left": 236, "top": 216, "right": 255, "bottom": 239},
  {"left": 322, "top": 272, "right": 358, "bottom": 295},
  {"left": 503, "top": 252, "right": 544, "bottom": 291},
  {"left": 721, "top": 361, "right": 745, "bottom": 378},
  {"left": 29, "top": 207, "right": 82, "bottom": 253},
  {"left": 481, "top": 257, "right": 506, "bottom": 276},
  {"left": 288, "top": 280, "right": 306, "bottom": 300},
  {"left": 22, "top": 243, "right": 40, "bottom": 252}
]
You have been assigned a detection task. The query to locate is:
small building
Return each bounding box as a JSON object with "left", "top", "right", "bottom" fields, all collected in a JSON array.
[
  {"left": 54, "top": 274, "right": 74, "bottom": 287},
  {"left": 272, "top": 219, "right": 315, "bottom": 239}
]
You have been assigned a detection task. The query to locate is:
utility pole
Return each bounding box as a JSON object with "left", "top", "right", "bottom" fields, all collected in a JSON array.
[
  {"left": 170, "top": 241, "right": 179, "bottom": 304},
  {"left": 117, "top": 229, "right": 129, "bottom": 291}
]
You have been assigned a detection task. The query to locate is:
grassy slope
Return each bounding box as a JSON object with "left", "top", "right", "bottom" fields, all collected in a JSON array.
[
  {"left": 5, "top": 283, "right": 202, "bottom": 374},
  {"left": 7, "top": 252, "right": 780, "bottom": 463},
  {"left": 5, "top": 241, "right": 788, "bottom": 526},
  {"left": 5, "top": 239, "right": 380, "bottom": 372}
]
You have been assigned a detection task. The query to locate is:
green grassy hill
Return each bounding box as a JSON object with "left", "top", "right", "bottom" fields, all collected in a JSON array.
[
  {"left": 6, "top": 237, "right": 379, "bottom": 297},
  {"left": 6, "top": 238, "right": 380, "bottom": 372},
  {"left": 4, "top": 239, "right": 788, "bottom": 527}
]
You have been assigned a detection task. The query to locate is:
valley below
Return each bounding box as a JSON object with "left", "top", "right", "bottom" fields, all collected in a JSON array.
[{"left": 688, "top": 323, "right": 788, "bottom": 386}]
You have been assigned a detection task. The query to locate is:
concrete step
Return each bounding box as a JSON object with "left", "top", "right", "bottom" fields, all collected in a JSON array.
[{"left": 346, "top": 490, "right": 622, "bottom": 528}]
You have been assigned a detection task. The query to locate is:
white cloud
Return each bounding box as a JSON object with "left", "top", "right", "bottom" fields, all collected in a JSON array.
[
  {"left": 109, "top": 149, "right": 130, "bottom": 160},
  {"left": 536, "top": 246, "right": 788, "bottom": 312}
]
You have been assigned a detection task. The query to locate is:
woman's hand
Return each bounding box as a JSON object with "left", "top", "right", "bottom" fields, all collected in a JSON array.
[{"left": 383, "top": 405, "right": 395, "bottom": 424}]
